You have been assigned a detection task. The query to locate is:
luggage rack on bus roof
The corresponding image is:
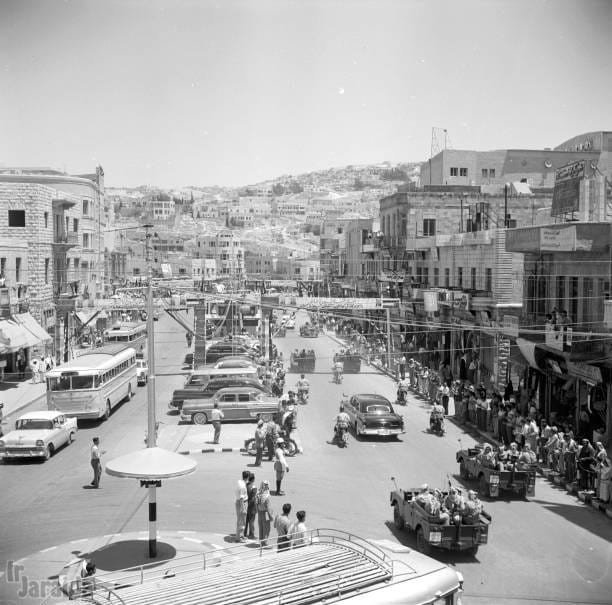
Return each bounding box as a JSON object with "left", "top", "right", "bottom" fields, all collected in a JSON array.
[{"left": 68, "top": 529, "right": 396, "bottom": 605}]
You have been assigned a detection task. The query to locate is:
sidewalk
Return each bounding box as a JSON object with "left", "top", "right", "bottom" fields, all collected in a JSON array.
[
  {"left": 0, "top": 529, "right": 250, "bottom": 605},
  {"left": 0, "top": 376, "right": 47, "bottom": 420}
]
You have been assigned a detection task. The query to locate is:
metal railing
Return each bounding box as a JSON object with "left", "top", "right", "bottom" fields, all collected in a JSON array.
[{"left": 68, "top": 529, "right": 394, "bottom": 603}]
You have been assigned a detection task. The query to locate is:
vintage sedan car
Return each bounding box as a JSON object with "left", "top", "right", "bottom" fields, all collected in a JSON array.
[
  {"left": 0, "top": 411, "right": 77, "bottom": 461},
  {"left": 180, "top": 386, "right": 278, "bottom": 425},
  {"left": 343, "top": 393, "right": 405, "bottom": 439},
  {"left": 213, "top": 358, "right": 258, "bottom": 370},
  {"left": 136, "top": 358, "right": 149, "bottom": 385}
]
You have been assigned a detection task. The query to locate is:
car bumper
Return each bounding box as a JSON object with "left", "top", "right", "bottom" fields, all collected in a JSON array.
[
  {"left": 0, "top": 448, "right": 47, "bottom": 458},
  {"left": 180, "top": 413, "right": 193, "bottom": 422},
  {"left": 360, "top": 427, "right": 405, "bottom": 436},
  {"left": 169, "top": 402, "right": 183, "bottom": 410},
  {"left": 137, "top": 377, "right": 147, "bottom": 384}
]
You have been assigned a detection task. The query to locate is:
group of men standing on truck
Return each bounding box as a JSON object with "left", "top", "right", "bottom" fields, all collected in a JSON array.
[{"left": 415, "top": 484, "right": 491, "bottom": 526}]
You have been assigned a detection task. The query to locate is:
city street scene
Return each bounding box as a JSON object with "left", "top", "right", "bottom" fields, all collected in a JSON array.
[{"left": 1, "top": 1, "right": 612, "bottom": 604}]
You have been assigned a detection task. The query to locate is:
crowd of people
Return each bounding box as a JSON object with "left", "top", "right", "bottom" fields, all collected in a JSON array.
[
  {"left": 235, "top": 470, "right": 308, "bottom": 550},
  {"left": 415, "top": 483, "right": 491, "bottom": 526}
]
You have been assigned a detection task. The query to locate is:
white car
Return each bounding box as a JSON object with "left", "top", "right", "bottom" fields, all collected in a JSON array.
[
  {"left": 285, "top": 318, "right": 296, "bottom": 329},
  {"left": 0, "top": 411, "right": 77, "bottom": 461},
  {"left": 136, "top": 359, "right": 149, "bottom": 385}
]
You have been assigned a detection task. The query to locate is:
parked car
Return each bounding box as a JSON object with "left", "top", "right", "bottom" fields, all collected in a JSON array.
[
  {"left": 0, "top": 411, "right": 77, "bottom": 461},
  {"left": 136, "top": 359, "right": 149, "bottom": 385},
  {"left": 169, "top": 377, "right": 270, "bottom": 411},
  {"left": 213, "top": 358, "right": 258, "bottom": 370},
  {"left": 205, "top": 342, "right": 254, "bottom": 364},
  {"left": 343, "top": 393, "right": 405, "bottom": 439},
  {"left": 180, "top": 387, "right": 278, "bottom": 425},
  {"left": 285, "top": 318, "right": 296, "bottom": 329}
]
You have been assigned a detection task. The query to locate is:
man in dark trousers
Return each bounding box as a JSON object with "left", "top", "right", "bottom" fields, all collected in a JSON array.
[{"left": 90, "top": 437, "right": 104, "bottom": 488}]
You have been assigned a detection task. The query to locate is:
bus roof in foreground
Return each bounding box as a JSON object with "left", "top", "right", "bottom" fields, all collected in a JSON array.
[{"left": 64, "top": 529, "right": 463, "bottom": 605}]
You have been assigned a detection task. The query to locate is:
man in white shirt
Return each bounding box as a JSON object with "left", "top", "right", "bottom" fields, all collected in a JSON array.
[
  {"left": 90, "top": 437, "right": 104, "bottom": 488},
  {"left": 210, "top": 402, "right": 225, "bottom": 444},
  {"left": 235, "top": 470, "right": 249, "bottom": 542},
  {"left": 290, "top": 510, "right": 308, "bottom": 548}
]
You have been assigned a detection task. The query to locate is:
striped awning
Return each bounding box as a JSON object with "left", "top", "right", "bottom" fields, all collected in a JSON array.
[{"left": 0, "top": 314, "right": 52, "bottom": 353}]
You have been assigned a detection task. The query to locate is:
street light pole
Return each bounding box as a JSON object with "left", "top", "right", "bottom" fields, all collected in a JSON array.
[{"left": 143, "top": 224, "right": 158, "bottom": 557}]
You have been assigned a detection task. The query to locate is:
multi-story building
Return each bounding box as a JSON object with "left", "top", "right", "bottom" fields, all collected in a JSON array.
[
  {"left": 149, "top": 198, "right": 175, "bottom": 221},
  {"left": 195, "top": 230, "right": 244, "bottom": 280},
  {"left": 244, "top": 251, "right": 277, "bottom": 278},
  {"left": 192, "top": 258, "right": 217, "bottom": 285},
  {"left": 505, "top": 221, "right": 612, "bottom": 441}
]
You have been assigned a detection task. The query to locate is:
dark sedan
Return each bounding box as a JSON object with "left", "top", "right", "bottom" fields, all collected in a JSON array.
[{"left": 343, "top": 393, "right": 405, "bottom": 439}]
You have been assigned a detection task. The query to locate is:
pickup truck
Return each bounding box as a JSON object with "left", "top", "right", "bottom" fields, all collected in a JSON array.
[
  {"left": 0, "top": 411, "right": 77, "bottom": 461},
  {"left": 456, "top": 446, "right": 536, "bottom": 499},
  {"left": 390, "top": 483, "right": 490, "bottom": 557}
]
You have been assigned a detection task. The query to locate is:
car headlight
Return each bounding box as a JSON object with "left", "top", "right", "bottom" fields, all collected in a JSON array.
[{"left": 36, "top": 440, "right": 45, "bottom": 447}]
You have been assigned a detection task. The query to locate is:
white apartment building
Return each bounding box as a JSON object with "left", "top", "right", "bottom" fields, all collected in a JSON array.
[{"left": 195, "top": 230, "right": 244, "bottom": 279}]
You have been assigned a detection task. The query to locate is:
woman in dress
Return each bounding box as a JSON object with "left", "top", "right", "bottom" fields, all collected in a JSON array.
[{"left": 255, "top": 480, "right": 274, "bottom": 546}]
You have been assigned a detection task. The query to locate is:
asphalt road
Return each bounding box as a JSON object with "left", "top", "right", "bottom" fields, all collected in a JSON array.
[{"left": 1, "top": 310, "right": 611, "bottom": 605}]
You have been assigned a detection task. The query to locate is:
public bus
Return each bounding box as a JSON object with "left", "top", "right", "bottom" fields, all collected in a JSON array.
[
  {"left": 105, "top": 322, "right": 147, "bottom": 354},
  {"left": 46, "top": 344, "right": 137, "bottom": 421}
]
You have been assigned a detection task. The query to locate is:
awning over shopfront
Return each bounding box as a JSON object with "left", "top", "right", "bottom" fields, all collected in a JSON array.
[
  {"left": 0, "top": 314, "right": 52, "bottom": 353},
  {"left": 516, "top": 338, "right": 539, "bottom": 370}
]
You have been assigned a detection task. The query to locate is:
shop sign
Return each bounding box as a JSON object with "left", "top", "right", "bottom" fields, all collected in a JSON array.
[
  {"left": 438, "top": 289, "right": 470, "bottom": 311},
  {"left": 423, "top": 291, "right": 439, "bottom": 312},
  {"left": 540, "top": 226, "right": 576, "bottom": 251},
  {"left": 566, "top": 361, "right": 602, "bottom": 384},
  {"left": 502, "top": 315, "right": 519, "bottom": 338},
  {"left": 552, "top": 160, "right": 584, "bottom": 216}
]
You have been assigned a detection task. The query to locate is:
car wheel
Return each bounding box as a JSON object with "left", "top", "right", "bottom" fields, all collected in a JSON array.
[
  {"left": 393, "top": 503, "right": 404, "bottom": 530},
  {"left": 104, "top": 400, "right": 112, "bottom": 420},
  {"left": 68, "top": 432, "right": 75, "bottom": 444},
  {"left": 285, "top": 439, "right": 298, "bottom": 457},
  {"left": 45, "top": 444, "right": 54, "bottom": 460},
  {"left": 245, "top": 438, "right": 257, "bottom": 456},
  {"left": 193, "top": 412, "right": 208, "bottom": 425},
  {"left": 145, "top": 375, "right": 148, "bottom": 384},
  {"left": 416, "top": 527, "right": 431, "bottom": 556},
  {"left": 466, "top": 545, "right": 479, "bottom": 557}
]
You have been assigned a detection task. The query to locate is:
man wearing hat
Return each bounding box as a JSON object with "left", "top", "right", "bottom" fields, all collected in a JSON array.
[{"left": 254, "top": 419, "right": 267, "bottom": 466}]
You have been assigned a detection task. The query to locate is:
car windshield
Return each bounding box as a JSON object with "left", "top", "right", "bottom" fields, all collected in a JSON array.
[
  {"left": 366, "top": 405, "right": 391, "bottom": 414},
  {"left": 16, "top": 419, "right": 54, "bottom": 430}
]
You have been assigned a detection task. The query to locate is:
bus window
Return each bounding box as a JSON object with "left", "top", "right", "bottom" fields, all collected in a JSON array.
[
  {"left": 94, "top": 376, "right": 101, "bottom": 388},
  {"left": 72, "top": 376, "right": 94, "bottom": 389}
]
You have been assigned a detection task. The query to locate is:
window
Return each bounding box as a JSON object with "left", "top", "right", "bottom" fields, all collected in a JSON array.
[
  {"left": 15, "top": 257, "right": 21, "bottom": 282},
  {"left": 73, "top": 218, "right": 79, "bottom": 232},
  {"left": 0, "top": 257, "right": 5, "bottom": 277},
  {"left": 583, "top": 277, "right": 594, "bottom": 324},
  {"left": 489, "top": 168, "right": 496, "bottom": 178},
  {"left": 460, "top": 167, "right": 468, "bottom": 177},
  {"left": 44, "top": 212, "right": 49, "bottom": 228},
  {"left": 238, "top": 393, "right": 250, "bottom": 402},
  {"left": 423, "top": 267, "right": 429, "bottom": 286},
  {"left": 450, "top": 167, "right": 458, "bottom": 177},
  {"left": 434, "top": 267, "right": 439, "bottom": 287},
  {"left": 45, "top": 258, "right": 50, "bottom": 284},
  {"left": 8, "top": 209, "right": 26, "bottom": 227},
  {"left": 83, "top": 200, "right": 89, "bottom": 215},
  {"left": 471, "top": 267, "right": 477, "bottom": 290},
  {"left": 556, "top": 276, "right": 565, "bottom": 309},
  {"left": 83, "top": 233, "right": 90, "bottom": 248},
  {"left": 423, "top": 218, "right": 436, "bottom": 236},
  {"left": 482, "top": 169, "right": 488, "bottom": 178},
  {"left": 457, "top": 267, "right": 463, "bottom": 288},
  {"left": 485, "top": 268, "right": 492, "bottom": 292},
  {"left": 445, "top": 268, "right": 450, "bottom": 288}
]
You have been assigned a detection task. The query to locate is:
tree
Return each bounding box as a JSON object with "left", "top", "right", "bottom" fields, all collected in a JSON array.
[{"left": 272, "top": 183, "right": 285, "bottom": 196}]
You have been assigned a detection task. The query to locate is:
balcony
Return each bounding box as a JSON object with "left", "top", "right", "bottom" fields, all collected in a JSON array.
[{"left": 53, "top": 231, "right": 79, "bottom": 248}]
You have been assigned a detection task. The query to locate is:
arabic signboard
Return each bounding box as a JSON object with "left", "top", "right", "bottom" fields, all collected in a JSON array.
[
  {"left": 540, "top": 226, "right": 576, "bottom": 251},
  {"left": 552, "top": 160, "right": 585, "bottom": 216}
]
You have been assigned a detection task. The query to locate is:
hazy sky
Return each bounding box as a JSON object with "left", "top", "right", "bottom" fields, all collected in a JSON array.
[{"left": 1, "top": 0, "right": 611, "bottom": 188}]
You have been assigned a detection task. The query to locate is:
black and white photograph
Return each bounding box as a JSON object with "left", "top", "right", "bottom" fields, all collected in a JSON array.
[{"left": 1, "top": 1, "right": 611, "bottom": 603}]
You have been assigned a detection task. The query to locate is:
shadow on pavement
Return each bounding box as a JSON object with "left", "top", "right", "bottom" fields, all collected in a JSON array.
[
  {"left": 81, "top": 540, "right": 178, "bottom": 571},
  {"left": 529, "top": 498, "right": 612, "bottom": 541}
]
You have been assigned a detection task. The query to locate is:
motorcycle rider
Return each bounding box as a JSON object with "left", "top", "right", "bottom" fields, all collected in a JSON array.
[
  {"left": 334, "top": 404, "right": 351, "bottom": 444},
  {"left": 430, "top": 401, "right": 445, "bottom": 433},
  {"left": 396, "top": 376, "right": 410, "bottom": 404},
  {"left": 296, "top": 374, "right": 310, "bottom": 403}
]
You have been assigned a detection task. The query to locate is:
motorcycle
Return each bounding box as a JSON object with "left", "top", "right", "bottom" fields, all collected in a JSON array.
[
  {"left": 332, "top": 423, "right": 349, "bottom": 448},
  {"left": 244, "top": 429, "right": 298, "bottom": 458},
  {"left": 396, "top": 386, "right": 408, "bottom": 406},
  {"left": 429, "top": 415, "right": 445, "bottom": 436},
  {"left": 297, "top": 388, "right": 309, "bottom": 404}
]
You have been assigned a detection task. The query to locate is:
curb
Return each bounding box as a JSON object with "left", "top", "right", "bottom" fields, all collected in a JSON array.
[
  {"left": 179, "top": 447, "right": 245, "bottom": 455},
  {"left": 2, "top": 392, "right": 47, "bottom": 421}
]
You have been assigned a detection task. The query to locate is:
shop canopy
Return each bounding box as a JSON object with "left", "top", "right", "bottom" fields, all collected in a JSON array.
[{"left": 0, "top": 314, "right": 52, "bottom": 353}]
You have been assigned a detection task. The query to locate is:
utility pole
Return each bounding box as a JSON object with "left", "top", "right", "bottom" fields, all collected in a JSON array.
[{"left": 386, "top": 306, "right": 392, "bottom": 371}]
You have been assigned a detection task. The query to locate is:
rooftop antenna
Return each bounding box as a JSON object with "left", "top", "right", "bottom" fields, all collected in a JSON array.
[{"left": 430, "top": 127, "right": 451, "bottom": 158}]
